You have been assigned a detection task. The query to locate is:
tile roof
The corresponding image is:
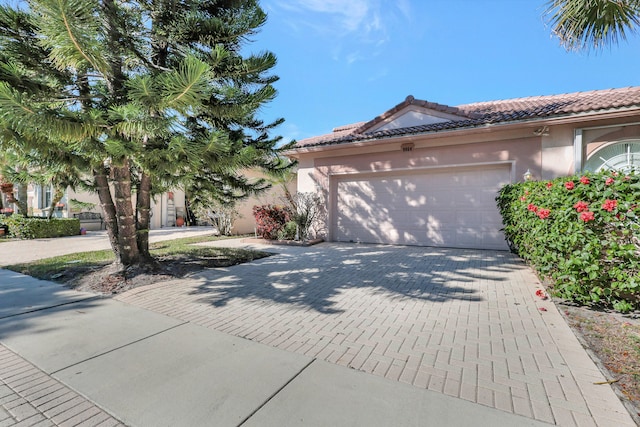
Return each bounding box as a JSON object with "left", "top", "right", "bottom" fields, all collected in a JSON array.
[{"left": 294, "top": 87, "right": 640, "bottom": 149}]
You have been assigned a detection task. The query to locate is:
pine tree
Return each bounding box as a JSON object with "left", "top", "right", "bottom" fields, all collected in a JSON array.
[{"left": 0, "top": 0, "right": 288, "bottom": 268}]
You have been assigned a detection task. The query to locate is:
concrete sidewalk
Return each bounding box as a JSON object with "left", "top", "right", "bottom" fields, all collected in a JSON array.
[{"left": 0, "top": 269, "right": 549, "bottom": 426}]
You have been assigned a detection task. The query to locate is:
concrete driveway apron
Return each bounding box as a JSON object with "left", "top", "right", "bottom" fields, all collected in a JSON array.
[{"left": 116, "top": 241, "right": 634, "bottom": 427}]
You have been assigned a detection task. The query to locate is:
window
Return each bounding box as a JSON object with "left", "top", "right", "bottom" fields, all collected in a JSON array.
[
  {"left": 39, "top": 185, "right": 52, "bottom": 209},
  {"left": 584, "top": 141, "right": 640, "bottom": 172}
]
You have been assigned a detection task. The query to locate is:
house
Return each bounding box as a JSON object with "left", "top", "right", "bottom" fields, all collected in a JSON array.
[
  {"left": 286, "top": 87, "right": 640, "bottom": 250},
  {"left": 14, "top": 170, "right": 294, "bottom": 234},
  {"left": 22, "top": 186, "right": 188, "bottom": 230}
]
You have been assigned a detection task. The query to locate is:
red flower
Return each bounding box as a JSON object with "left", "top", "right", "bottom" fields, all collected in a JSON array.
[
  {"left": 605, "top": 177, "right": 615, "bottom": 186},
  {"left": 580, "top": 211, "right": 595, "bottom": 222},
  {"left": 520, "top": 196, "right": 526, "bottom": 201},
  {"left": 565, "top": 181, "right": 575, "bottom": 190},
  {"left": 579, "top": 176, "right": 590, "bottom": 185},
  {"left": 602, "top": 199, "right": 617, "bottom": 212},
  {"left": 546, "top": 182, "right": 553, "bottom": 189},
  {"left": 527, "top": 204, "right": 538, "bottom": 212},
  {"left": 573, "top": 201, "right": 589, "bottom": 212},
  {"left": 537, "top": 208, "right": 551, "bottom": 219}
]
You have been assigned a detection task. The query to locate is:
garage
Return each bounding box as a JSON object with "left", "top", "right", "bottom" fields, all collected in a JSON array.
[{"left": 332, "top": 164, "right": 511, "bottom": 250}]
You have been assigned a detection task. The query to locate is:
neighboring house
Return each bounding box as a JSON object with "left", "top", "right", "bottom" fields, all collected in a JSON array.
[
  {"left": 286, "top": 87, "right": 640, "bottom": 250},
  {"left": 18, "top": 170, "right": 295, "bottom": 234},
  {"left": 26, "top": 186, "right": 187, "bottom": 230}
]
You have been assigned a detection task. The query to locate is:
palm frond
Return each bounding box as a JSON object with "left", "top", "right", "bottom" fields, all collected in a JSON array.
[{"left": 545, "top": 0, "right": 640, "bottom": 51}]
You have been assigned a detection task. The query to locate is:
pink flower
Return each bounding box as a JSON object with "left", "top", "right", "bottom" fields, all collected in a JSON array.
[
  {"left": 565, "top": 181, "right": 575, "bottom": 190},
  {"left": 605, "top": 177, "right": 615, "bottom": 186},
  {"left": 535, "top": 289, "right": 548, "bottom": 300},
  {"left": 573, "top": 201, "right": 589, "bottom": 212},
  {"left": 520, "top": 196, "right": 526, "bottom": 202},
  {"left": 527, "top": 204, "right": 538, "bottom": 212},
  {"left": 602, "top": 199, "right": 617, "bottom": 212},
  {"left": 546, "top": 182, "right": 553, "bottom": 189},
  {"left": 580, "top": 211, "right": 595, "bottom": 222},
  {"left": 579, "top": 176, "right": 590, "bottom": 185},
  {"left": 537, "top": 208, "right": 551, "bottom": 219}
]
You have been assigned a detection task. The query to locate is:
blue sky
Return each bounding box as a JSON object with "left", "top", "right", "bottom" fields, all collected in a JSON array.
[{"left": 248, "top": 0, "right": 640, "bottom": 144}]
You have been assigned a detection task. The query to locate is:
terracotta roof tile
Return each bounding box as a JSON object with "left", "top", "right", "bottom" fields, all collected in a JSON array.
[{"left": 294, "top": 87, "right": 640, "bottom": 149}]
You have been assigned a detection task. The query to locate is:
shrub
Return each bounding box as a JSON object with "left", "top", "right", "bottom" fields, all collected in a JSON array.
[
  {"left": 194, "top": 203, "right": 239, "bottom": 235},
  {"left": 496, "top": 171, "right": 640, "bottom": 312},
  {"left": 289, "top": 192, "right": 324, "bottom": 241},
  {"left": 0, "top": 215, "right": 80, "bottom": 239},
  {"left": 253, "top": 205, "right": 291, "bottom": 240},
  {"left": 277, "top": 221, "right": 298, "bottom": 240}
]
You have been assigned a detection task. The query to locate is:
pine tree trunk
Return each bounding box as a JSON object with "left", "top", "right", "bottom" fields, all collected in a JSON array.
[
  {"left": 136, "top": 171, "right": 152, "bottom": 260},
  {"left": 47, "top": 187, "right": 64, "bottom": 219},
  {"left": 95, "top": 169, "right": 121, "bottom": 263},
  {"left": 112, "top": 160, "right": 139, "bottom": 265},
  {"left": 15, "top": 182, "right": 27, "bottom": 215}
]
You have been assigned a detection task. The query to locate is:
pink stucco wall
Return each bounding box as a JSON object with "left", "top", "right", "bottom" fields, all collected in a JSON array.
[{"left": 301, "top": 137, "right": 541, "bottom": 195}]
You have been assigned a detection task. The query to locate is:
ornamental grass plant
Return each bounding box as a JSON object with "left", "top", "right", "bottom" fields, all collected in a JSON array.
[{"left": 497, "top": 171, "right": 640, "bottom": 312}]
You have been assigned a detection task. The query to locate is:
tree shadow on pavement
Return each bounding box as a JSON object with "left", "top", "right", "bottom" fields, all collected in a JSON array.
[{"left": 188, "top": 243, "right": 527, "bottom": 314}]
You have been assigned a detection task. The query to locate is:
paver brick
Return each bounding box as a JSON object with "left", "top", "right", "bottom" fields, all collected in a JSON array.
[
  {"left": 0, "top": 344, "right": 122, "bottom": 427},
  {"left": 12, "top": 414, "right": 46, "bottom": 427},
  {"left": 7, "top": 402, "right": 38, "bottom": 422}
]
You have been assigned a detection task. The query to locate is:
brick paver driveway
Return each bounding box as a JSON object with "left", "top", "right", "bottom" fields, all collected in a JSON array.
[{"left": 117, "top": 242, "right": 631, "bottom": 427}]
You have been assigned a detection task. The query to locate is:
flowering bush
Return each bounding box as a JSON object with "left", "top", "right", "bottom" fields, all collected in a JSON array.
[
  {"left": 252, "top": 205, "right": 292, "bottom": 240},
  {"left": 497, "top": 171, "right": 640, "bottom": 312}
]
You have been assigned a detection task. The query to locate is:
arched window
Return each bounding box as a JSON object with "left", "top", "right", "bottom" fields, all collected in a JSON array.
[{"left": 584, "top": 141, "right": 640, "bottom": 172}]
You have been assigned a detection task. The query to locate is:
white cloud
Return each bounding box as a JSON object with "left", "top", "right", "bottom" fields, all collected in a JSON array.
[
  {"left": 275, "top": 0, "right": 371, "bottom": 33},
  {"left": 267, "top": 0, "right": 413, "bottom": 65},
  {"left": 276, "top": 122, "right": 303, "bottom": 147}
]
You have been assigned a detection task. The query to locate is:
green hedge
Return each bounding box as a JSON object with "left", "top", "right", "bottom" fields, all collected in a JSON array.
[
  {"left": 0, "top": 215, "right": 80, "bottom": 239},
  {"left": 496, "top": 171, "right": 640, "bottom": 312}
]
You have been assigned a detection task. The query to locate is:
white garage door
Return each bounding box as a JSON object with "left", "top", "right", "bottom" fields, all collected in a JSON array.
[{"left": 333, "top": 165, "right": 510, "bottom": 250}]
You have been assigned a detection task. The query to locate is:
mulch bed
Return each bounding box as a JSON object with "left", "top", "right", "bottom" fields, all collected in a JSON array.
[
  {"left": 60, "top": 253, "right": 270, "bottom": 295},
  {"left": 559, "top": 304, "right": 640, "bottom": 423}
]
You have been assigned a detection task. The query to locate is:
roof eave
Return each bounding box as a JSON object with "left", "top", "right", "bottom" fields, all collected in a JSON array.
[{"left": 285, "top": 107, "right": 640, "bottom": 157}]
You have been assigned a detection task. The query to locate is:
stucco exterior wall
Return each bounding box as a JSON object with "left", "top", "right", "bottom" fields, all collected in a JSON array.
[
  {"left": 541, "top": 124, "right": 574, "bottom": 179},
  {"left": 232, "top": 177, "right": 296, "bottom": 235}
]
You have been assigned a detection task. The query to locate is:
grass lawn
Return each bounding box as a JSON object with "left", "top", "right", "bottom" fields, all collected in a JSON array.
[{"left": 5, "top": 234, "right": 270, "bottom": 291}]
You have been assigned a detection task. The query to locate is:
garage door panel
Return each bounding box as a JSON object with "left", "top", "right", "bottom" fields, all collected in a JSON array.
[{"left": 334, "top": 166, "right": 510, "bottom": 250}]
